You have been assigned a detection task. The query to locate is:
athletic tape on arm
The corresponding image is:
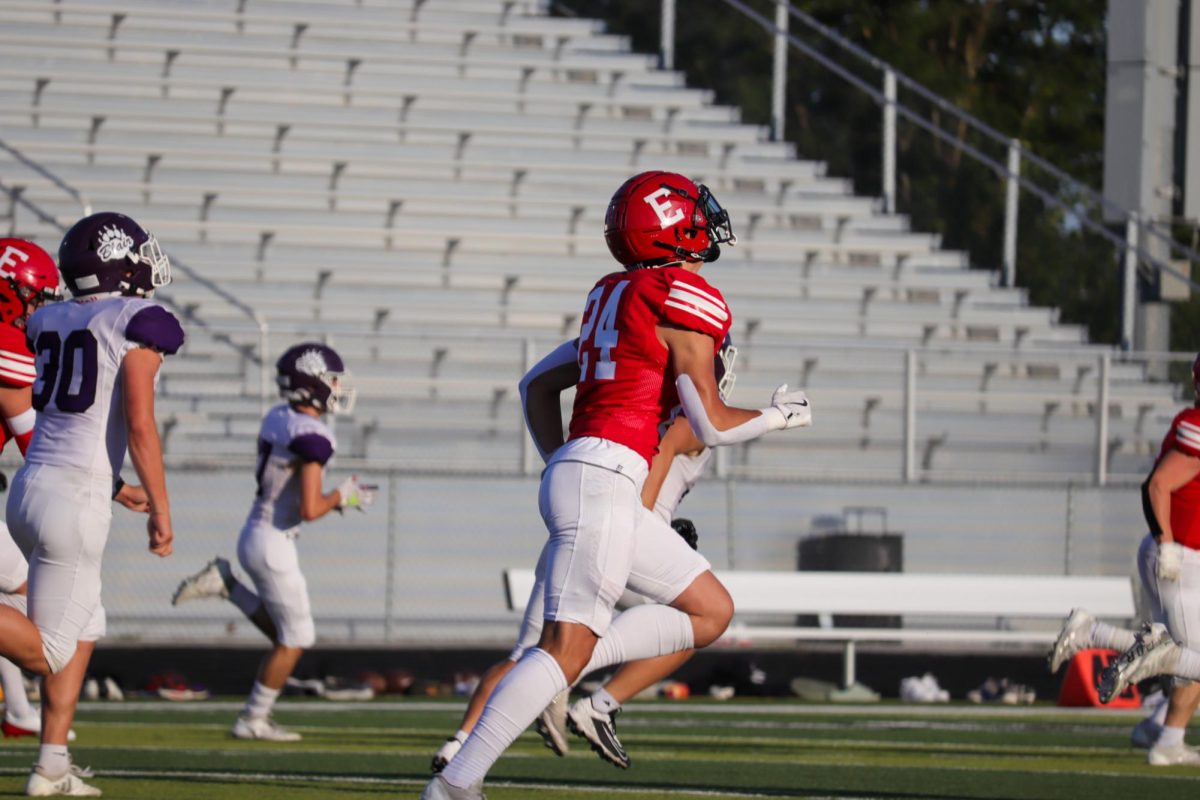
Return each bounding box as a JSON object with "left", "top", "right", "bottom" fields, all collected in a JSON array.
[{"left": 675, "top": 374, "right": 784, "bottom": 447}]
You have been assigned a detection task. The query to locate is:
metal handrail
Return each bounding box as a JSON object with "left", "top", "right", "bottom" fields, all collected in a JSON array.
[
  {"left": 0, "top": 135, "right": 90, "bottom": 216},
  {"left": 687, "top": 0, "right": 1200, "bottom": 353}
]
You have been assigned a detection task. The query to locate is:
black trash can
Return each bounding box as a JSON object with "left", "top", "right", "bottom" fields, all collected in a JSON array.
[{"left": 796, "top": 506, "right": 903, "bottom": 629}]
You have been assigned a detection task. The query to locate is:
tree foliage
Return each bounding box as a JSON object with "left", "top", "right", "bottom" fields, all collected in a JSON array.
[{"left": 558, "top": 0, "right": 1129, "bottom": 344}]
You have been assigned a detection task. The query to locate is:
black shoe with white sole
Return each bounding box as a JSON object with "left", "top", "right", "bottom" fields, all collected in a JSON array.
[{"left": 566, "top": 697, "right": 630, "bottom": 769}]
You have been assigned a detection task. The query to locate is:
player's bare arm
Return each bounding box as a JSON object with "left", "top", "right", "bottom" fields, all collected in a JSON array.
[
  {"left": 518, "top": 339, "right": 580, "bottom": 462},
  {"left": 641, "top": 415, "right": 703, "bottom": 509},
  {"left": 123, "top": 346, "right": 172, "bottom": 557},
  {"left": 1148, "top": 448, "right": 1200, "bottom": 544},
  {"left": 298, "top": 460, "right": 343, "bottom": 522}
]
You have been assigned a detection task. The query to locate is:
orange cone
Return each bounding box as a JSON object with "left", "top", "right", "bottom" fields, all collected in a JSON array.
[{"left": 1057, "top": 647, "right": 1142, "bottom": 708}]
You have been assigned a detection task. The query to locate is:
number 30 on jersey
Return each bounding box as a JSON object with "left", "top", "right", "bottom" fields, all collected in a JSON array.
[{"left": 577, "top": 280, "right": 629, "bottom": 382}]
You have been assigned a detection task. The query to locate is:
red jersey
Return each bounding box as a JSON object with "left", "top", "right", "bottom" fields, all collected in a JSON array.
[
  {"left": 1156, "top": 407, "right": 1200, "bottom": 549},
  {"left": 567, "top": 266, "right": 732, "bottom": 464}
]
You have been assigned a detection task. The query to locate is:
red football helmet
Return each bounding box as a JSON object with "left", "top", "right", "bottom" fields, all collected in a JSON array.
[
  {"left": 604, "top": 171, "right": 736, "bottom": 269},
  {"left": 0, "top": 238, "right": 62, "bottom": 328}
]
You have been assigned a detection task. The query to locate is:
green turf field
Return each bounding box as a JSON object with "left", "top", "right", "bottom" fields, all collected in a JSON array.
[{"left": 0, "top": 699, "right": 1195, "bottom": 798}]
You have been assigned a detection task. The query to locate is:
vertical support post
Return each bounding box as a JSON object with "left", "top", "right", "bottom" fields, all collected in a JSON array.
[
  {"left": 521, "top": 337, "right": 536, "bottom": 475},
  {"left": 882, "top": 68, "right": 896, "bottom": 214},
  {"left": 384, "top": 470, "right": 398, "bottom": 641},
  {"left": 1002, "top": 138, "right": 1020, "bottom": 288},
  {"left": 257, "top": 315, "right": 269, "bottom": 417},
  {"left": 660, "top": 0, "right": 675, "bottom": 70},
  {"left": 725, "top": 475, "right": 736, "bottom": 569},
  {"left": 902, "top": 349, "right": 916, "bottom": 482},
  {"left": 843, "top": 640, "right": 856, "bottom": 689},
  {"left": 1122, "top": 214, "right": 1139, "bottom": 351},
  {"left": 770, "top": 0, "right": 788, "bottom": 142},
  {"left": 1095, "top": 353, "right": 1110, "bottom": 487}
]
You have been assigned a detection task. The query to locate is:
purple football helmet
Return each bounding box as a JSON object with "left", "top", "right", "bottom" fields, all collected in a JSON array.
[
  {"left": 276, "top": 342, "right": 355, "bottom": 415},
  {"left": 58, "top": 211, "right": 170, "bottom": 298}
]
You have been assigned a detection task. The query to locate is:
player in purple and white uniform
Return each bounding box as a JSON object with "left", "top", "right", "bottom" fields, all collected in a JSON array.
[
  {"left": 0, "top": 212, "right": 182, "bottom": 797},
  {"left": 172, "top": 342, "right": 375, "bottom": 742}
]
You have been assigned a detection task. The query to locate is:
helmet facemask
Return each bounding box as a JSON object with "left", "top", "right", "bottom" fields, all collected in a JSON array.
[
  {"left": 121, "top": 233, "right": 171, "bottom": 297},
  {"left": 8, "top": 278, "right": 62, "bottom": 328},
  {"left": 650, "top": 182, "right": 737, "bottom": 265},
  {"left": 326, "top": 372, "right": 357, "bottom": 415},
  {"left": 715, "top": 338, "right": 738, "bottom": 402}
]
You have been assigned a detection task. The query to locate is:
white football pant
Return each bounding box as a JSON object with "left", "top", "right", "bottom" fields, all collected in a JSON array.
[
  {"left": 237, "top": 523, "right": 315, "bottom": 648},
  {"left": 6, "top": 464, "right": 108, "bottom": 673},
  {"left": 534, "top": 437, "right": 710, "bottom": 639},
  {"left": 1138, "top": 532, "right": 1200, "bottom": 648}
]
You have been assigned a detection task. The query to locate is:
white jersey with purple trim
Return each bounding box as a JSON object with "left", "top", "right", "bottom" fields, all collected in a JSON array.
[
  {"left": 24, "top": 296, "right": 184, "bottom": 479},
  {"left": 245, "top": 403, "right": 336, "bottom": 534},
  {"left": 652, "top": 448, "right": 713, "bottom": 524}
]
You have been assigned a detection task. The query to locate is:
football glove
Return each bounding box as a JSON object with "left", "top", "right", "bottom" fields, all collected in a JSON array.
[
  {"left": 671, "top": 518, "right": 699, "bottom": 550},
  {"left": 337, "top": 475, "right": 377, "bottom": 513},
  {"left": 1157, "top": 540, "right": 1183, "bottom": 582},
  {"left": 770, "top": 384, "right": 812, "bottom": 429}
]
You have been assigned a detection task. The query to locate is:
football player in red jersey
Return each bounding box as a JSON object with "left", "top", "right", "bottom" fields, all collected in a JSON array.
[
  {"left": 431, "top": 337, "right": 737, "bottom": 773},
  {"left": 0, "top": 238, "right": 64, "bottom": 740},
  {"left": 1050, "top": 352, "right": 1200, "bottom": 765},
  {"left": 423, "top": 172, "right": 812, "bottom": 799}
]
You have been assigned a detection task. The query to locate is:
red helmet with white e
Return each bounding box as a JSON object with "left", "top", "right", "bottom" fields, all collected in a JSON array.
[
  {"left": 0, "top": 238, "right": 62, "bottom": 328},
  {"left": 604, "top": 171, "right": 736, "bottom": 269}
]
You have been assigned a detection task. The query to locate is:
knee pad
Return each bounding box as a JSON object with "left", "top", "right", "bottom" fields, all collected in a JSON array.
[
  {"left": 80, "top": 604, "right": 106, "bottom": 642},
  {"left": 278, "top": 616, "right": 315, "bottom": 649},
  {"left": 0, "top": 591, "right": 26, "bottom": 614},
  {"left": 40, "top": 631, "right": 78, "bottom": 675}
]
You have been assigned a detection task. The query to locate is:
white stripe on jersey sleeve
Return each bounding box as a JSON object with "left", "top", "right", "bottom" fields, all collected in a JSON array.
[
  {"left": 1176, "top": 421, "right": 1200, "bottom": 449},
  {"left": 668, "top": 284, "right": 728, "bottom": 320},
  {"left": 664, "top": 298, "right": 724, "bottom": 329},
  {"left": 0, "top": 368, "right": 33, "bottom": 386},
  {"left": 667, "top": 286, "right": 729, "bottom": 325},
  {"left": 0, "top": 350, "right": 34, "bottom": 365},
  {"left": 0, "top": 357, "right": 36, "bottom": 378}
]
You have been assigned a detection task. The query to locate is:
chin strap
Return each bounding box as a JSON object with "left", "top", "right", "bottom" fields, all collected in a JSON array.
[{"left": 651, "top": 241, "right": 721, "bottom": 263}]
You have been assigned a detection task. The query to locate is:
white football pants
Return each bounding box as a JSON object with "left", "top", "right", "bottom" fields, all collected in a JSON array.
[{"left": 6, "top": 464, "right": 109, "bottom": 673}]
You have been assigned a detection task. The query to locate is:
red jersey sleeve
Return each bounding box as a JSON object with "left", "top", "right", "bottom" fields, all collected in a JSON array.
[
  {"left": 0, "top": 325, "right": 36, "bottom": 389},
  {"left": 658, "top": 268, "right": 732, "bottom": 343},
  {"left": 1171, "top": 408, "right": 1200, "bottom": 458}
]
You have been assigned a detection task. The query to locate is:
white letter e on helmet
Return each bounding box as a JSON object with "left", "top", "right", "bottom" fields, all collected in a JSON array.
[{"left": 643, "top": 188, "right": 685, "bottom": 229}]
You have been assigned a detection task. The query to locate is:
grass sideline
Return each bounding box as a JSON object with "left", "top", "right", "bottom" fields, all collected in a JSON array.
[{"left": 0, "top": 698, "right": 1194, "bottom": 799}]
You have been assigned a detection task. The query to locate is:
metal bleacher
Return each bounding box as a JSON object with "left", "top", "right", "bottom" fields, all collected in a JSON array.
[{"left": 0, "top": 0, "right": 1179, "bottom": 485}]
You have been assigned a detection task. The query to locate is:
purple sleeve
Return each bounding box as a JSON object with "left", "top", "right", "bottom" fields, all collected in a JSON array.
[
  {"left": 125, "top": 305, "right": 185, "bottom": 355},
  {"left": 288, "top": 433, "right": 333, "bottom": 465}
]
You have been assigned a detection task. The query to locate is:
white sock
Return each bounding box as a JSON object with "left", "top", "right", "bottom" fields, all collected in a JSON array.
[
  {"left": 230, "top": 582, "right": 260, "bottom": 618},
  {"left": 1089, "top": 621, "right": 1136, "bottom": 652},
  {"left": 1150, "top": 694, "right": 1170, "bottom": 726},
  {"left": 242, "top": 681, "right": 279, "bottom": 719},
  {"left": 581, "top": 604, "right": 694, "bottom": 677},
  {"left": 1172, "top": 643, "right": 1200, "bottom": 680},
  {"left": 441, "top": 648, "right": 567, "bottom": 789},
  {"left": 1157, "top": 724, "right": 1186, "bottom": 748},
  {"left": 0, "top": 656, "right": 32, "bottom": 720},
  {"left": 36, "top": 744, "right": 69, "bottom": 777},
  {"left": 590, "top": 686, "right": 620, "bottom": 714}
]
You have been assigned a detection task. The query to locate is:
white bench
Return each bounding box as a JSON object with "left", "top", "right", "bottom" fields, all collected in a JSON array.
[{"left": 502, "top": 568, "right": 1137, "bottom": 687}]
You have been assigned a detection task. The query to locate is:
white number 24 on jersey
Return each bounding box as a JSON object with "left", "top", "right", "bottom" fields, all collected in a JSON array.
[{"left": 577, "top": 280, "right": 629, "bottom": 382}]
